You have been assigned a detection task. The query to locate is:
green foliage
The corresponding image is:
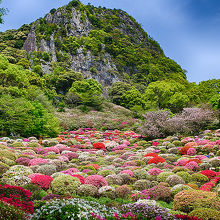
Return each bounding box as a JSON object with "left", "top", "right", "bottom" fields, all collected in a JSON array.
[
  {"left": 189, "top": 208, "right": 220, "bottom": 220},
  {"left": 17, "top": 58, "right": 30, "bottom": 69},
  {"left": 56, "top": 70, "right": 83, "bottom": 94},
  {"left": 144, "top": 80, "right": 189, "bottom": 113},
  {"left": 108, "top": 82, "right": 131, "bottom": 105},
  {"left": 173, "top": 190, "right": 220, "bottom": 213},
  {"left": 32, "top": 65, "right": 43, "bottom": 76},
  {"left": 68, "top": 78, "right": 104, "bottom": 108},
  {"left": 51, "top": 175, "right": 81, "bottom": 195},
  {"left": 0, "top": 0, "right": 7, "bottom": 24},
  {"left": 0, "top": 94, "right": 59, "bottom": 137},
  {"left": 0, "top": 201, "right": 26, "bottom": 220},
  {"left": 120, "top": 87, "right": 146, "bottom": 110}
]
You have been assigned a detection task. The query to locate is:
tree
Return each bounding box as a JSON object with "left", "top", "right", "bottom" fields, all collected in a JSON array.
[
  {"left": 108, "top": 82, "right": 131, "bottom": 105},
  {"left": 144, "top": 80, "right": 189, "bottom": 113},
  {"left": 0, "top": 0, "right": 7, "bottom": 24},
  {"left": 0, "top": 95, "right": 59, "bottom": 137},
  {"left": 120, "top": 87, "right": 146, "bottom": 110},
  {"left": 68, "top": 78, "right": 103, "bottom": 108},
  {"left": 198, "top": 79, "right": 220, "bottom": 103}
]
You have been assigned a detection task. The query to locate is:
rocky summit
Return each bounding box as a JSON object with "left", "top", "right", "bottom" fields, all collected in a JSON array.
[{"left": 0, "top": 0, "right": 186, "bottom": 90}]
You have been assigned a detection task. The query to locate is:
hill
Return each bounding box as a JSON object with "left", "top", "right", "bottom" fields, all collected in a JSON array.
[{"left": 0, "top": 0, "right": 186, "bottom": 90}]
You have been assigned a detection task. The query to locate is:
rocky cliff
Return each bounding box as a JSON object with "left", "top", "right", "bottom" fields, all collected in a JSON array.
[{"left": 0, "top": 0, "right": 186, "bottom": 88}]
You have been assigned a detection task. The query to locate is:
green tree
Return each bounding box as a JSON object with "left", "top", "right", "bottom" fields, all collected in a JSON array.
[
  {"left": 68, "top": 78, "right": 103, "bottom": 108},
  {"left": 120, "top": 87, "right": 146, "bottom": 110},
  {"left": 56, "top": 70, "right": 83, "bottom": 94},
  {"left": 108, "top": 82, "right": 131, "bottom": 105},
  {"left": 0, "top": 94, "right": 59, "bottom": 137},
  {"left": 0, "top": 0, "right": 7, "bottom": 24},
  {"left": 144, "top": 80, "right": 189, "bottom": 113},
  {"left": 198, "top": 79, "right": 220, "bottom": 103}
]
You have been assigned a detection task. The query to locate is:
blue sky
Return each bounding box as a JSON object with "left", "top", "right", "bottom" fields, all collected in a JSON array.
[{"left": 0, "top": 0, "right": 220, "bottom": 83}]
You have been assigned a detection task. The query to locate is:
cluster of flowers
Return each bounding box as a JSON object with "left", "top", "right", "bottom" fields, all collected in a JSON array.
[
  {"left": 200, "top": 175, "right": 220, "bottom": 191},
  {"left": 30, "top": 174, "right": 53, "bottom": 189},
  {"left": 0, "top": 185, "right": 33, "bottom": 213}
]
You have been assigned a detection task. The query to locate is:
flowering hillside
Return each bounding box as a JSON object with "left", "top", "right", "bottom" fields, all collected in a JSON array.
[{"left": 0, "top": 128, "right": 220, "bottom": 219}]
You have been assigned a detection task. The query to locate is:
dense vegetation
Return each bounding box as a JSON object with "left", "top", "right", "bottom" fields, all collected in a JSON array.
[
  {"left": 0, "top": 129, "right": 220, "bottom": 219},
  {"left": 0, "top": 0, "right": 219, "bottom": 138}
]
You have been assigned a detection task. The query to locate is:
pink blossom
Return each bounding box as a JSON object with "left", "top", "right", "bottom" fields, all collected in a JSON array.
[
  {"left": 28, "top": 158, "right": 49, "bottom": 166},
  {"left": 148, "top": 168, "right": 163, "bottom": 176},
  {"left": 187, "top": 148, "right": 196, "bottom": 156},
  {"left": 185, "top": 161, "right": 200, "bottom": 171},
  {"left": 84, "top": 175, "right": 108, "bottom": 188},
  {"left": 120, "top": 170, "right": 134, "bottom": 177}
]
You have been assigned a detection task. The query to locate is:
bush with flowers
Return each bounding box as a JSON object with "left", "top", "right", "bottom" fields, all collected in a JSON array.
[
  {"left": 84, "top": 175, "right": 108, "bottom": 189},
  {"left": 0, "top": 201, "right": 27, "bottom": 220},
  {"left": 148, "top": 156, "right": 166, "bottom": 164},
  {"left": 93, "top": 143, "right": 106, "bottom": 150},
  {"left": 0, "top": 184, "right": 33, "bottom": 213},
  {"left": 0, "top": 128, "right": 220, "bottom": 218},
  {"left": 51, "top": 175, "right": 81, "bottom": 195},
  {"left": 173, "top": 190, "right": 220, "bottom": 213},
  {"left": 31, "top": 174, "right": 53, "bottom": 189}
]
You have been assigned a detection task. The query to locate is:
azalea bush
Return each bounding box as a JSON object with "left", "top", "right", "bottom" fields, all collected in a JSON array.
[{"left": 0, "top": 184, "right": 33, "bottom": 213}]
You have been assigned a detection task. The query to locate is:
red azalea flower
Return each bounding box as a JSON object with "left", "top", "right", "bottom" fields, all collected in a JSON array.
[{"left": 148, "top": 156, "right": 165, "bottom": 164}]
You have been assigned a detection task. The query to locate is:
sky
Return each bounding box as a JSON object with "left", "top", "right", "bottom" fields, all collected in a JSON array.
[{"left": 0, "top": 0, "right": 220, "bottom": 83}]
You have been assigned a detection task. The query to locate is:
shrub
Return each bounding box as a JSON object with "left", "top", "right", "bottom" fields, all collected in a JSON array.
[
  {"left": 32, "top": 198, "right": 119, "bottom": 219},
  {"left": 93, "top": 143, "right": 106, "bottom": 150},
  {"left": 200, "top": 170, "right": 216, "bottom": 179},
  {"left": 147, "top": 185, "right": 172, "bottom": 203},
  {"left": 50, "top": 175, "right": 81, "bottom": 195},
  {"left": 121, "top": 203, "right": 175, "bottom": 219},
  {"left": 173, "top": 167, "right": 189, "bottom": 173},
  {"left": 148, "top": 156, "right": 166, "bottom": 164},
  {"left": 28, "top": 158, "right": 49, "bottom": 166},
  {"left": 41, "top": 194, "right": 60, "bottom": 201},
  {"left": 97, "top": 169, "right": 115, "bottom": 177},
  {"left": 165, "top": 174, "right": 185, "bottom": 187},
  {"left": 115, "top": 185, "right": 131, "bottom": 199},
  {"left": 2, "top": 165, "right": 33, "bottom": 185},
  {"left": 77, "top": 184, "right": 98, "bottom": 197},
  {"left": 0, "top": 161, "right": 9, "bottom": 175},
  {"left": 0, "top": 201, "right": 26, "bottom": 220},
  {"left": 173, "top": 190, "right": 220, "bottom": 213},
  {"left": 98, "top": 186, "right": 116, "bottom": 199},
  {"left": 133, "top": 179, "right": 152, "bottom": 191},
  {"left": 189, "top": 208, "right": 220, "bottom": 220},
  {"left": 84, "top": 175, "right": 108, "bottom": 189},
  {"left": 191, "top": 173, "right": 209, "bottom": 184},
  {"left": 157, "top": 172, "right": 173, "bottom": 182},
  {"left": 133, "top": 169, "right": 149, "bottom": 179},
  {"left": 176, "top": 171, "right": 192, "bottom": 183},
  {"left": 148, "top": 167, "right": 163, "bottom": 176},
  {"left": 31, "top": 175, "right": 53, "bottom": 189},
  {"left": 0, "top": 150, "right": 17, "bottom": 160},
  {"left": 185, "top": 161, "right": 200, "bottom": 171},
  {"left": 120, "top": 170, "right": 133, "bottom": 177},
  {"left": 23, "top": 183, "right": 42, "bottom": 201},
  {"left": 15, "top": 157, "right": 31, "bottom": 166},
  {"left": 0, "top": 184, "right": 33, "bottom": 213},
  {"left": 70, "top": 174, "right": 85, "bottom": 184},
  {"left": 171, "top": 184, "right": 192, "bottom": 197},
  {"left": 106, "top": 174, "right": 123, "bottom": 185},
  {"left": 0, "top": 95, "right": 59, "bottom": 137},
  {"left": 138, "top": 108, "right": 216, "bottom": 139},
  {"left": 35, "top": 164, "right": 57, "bottom": 176}
]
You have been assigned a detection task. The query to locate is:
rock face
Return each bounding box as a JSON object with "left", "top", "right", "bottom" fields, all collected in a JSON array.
[
  {"left": 23, "top": 28, "right": 37, "bottom": 53},
  {"left": 20, "top": 1, "right": 185, "bottom": 89},
  {"left": 22, "top": 4, "right": 151, "bottom": 87}
]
